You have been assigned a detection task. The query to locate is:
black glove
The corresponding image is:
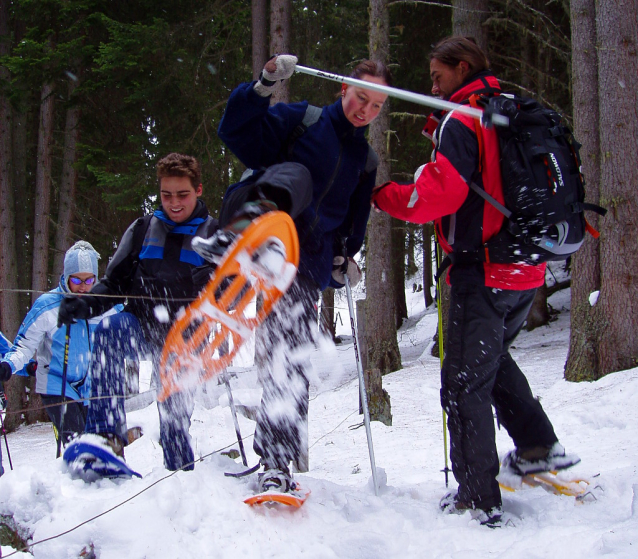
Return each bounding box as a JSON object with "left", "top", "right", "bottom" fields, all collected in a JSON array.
[
  {"left": 0, "top": 362, "right": 12, "bottom": 383},
  {"left": 58, "top": 296, "right": 93, "bottom": 326},
  {"left": 26, "top": 360, "right": 38, "bottom": 377}
]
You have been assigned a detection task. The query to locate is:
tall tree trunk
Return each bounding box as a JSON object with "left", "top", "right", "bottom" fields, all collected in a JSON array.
[
  {"left": 452, "top": 0, "right": 489, "bottom": 52},
  {"left": 422, "top": 223, "right": 433, "bottom": 308},
  {"left": 0, "top": 0, "right": 20, "bottom": 339},
  {"left": 269, "top": 0, "right": 291, "bottom": 104},
  {"left": 593, "top": 0, "right": 638, "bottom": 377},
  {"left": 31, "top": 81, "right": 55, "bottom": 303},
  {"left": 252, "top": 0, "right": 268, "bottom": 81},
  {"left": 434, "top": 0, "right": 492, "bottom": 357},
  {"left": 12, "top": 105, "right": 30, "bottom": 318},
  {"left": 320, "top": 288, "right": 336, "bottom": 341},
  {"left": 365, "top": 0, "right": 401, "bottom": 374},
  {"left": 53, "top": 81, "right": 81, "bottom": 279},
  {"left": 565, "top": 0, "right": 602, "bottom": 381},
  {"left": 392, "top": 219, "right": 407, "bottom": 329}
]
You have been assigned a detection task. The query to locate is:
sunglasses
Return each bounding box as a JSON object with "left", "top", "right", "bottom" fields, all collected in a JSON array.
[{"left": 69, "top": 276, "right": 96, "bottom": 286}]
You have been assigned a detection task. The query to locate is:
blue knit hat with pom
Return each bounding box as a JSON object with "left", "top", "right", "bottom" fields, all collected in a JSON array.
[{"left": 64, "top": 241, "right": 100, "bottom": 287}]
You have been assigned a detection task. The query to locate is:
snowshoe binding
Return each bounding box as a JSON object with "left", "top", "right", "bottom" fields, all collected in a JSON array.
[
  {"left": 244, "top": 467, "right": 310, "bottom": 508},
  {"left": 500, "top": 442, "right": 581, "bottom": 476}
]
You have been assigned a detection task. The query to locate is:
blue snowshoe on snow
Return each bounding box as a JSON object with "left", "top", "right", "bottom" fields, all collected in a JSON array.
[{"left": 63, "top": 434, "right": 141, "bottom": 482}]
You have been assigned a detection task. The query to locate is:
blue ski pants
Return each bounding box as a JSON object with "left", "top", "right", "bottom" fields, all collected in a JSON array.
[{"left": 85, "top": 312, "right": 195, "bottom": 471}]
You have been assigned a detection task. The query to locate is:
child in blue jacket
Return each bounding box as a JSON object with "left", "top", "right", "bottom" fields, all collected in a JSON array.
[{"left": 0, "top": 241, "right": 119, "bottom": 446}]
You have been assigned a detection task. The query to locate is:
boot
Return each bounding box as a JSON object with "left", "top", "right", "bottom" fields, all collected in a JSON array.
[
  {"left": 501, "top": 442, "right": 581, "bottom": 476},
  {"left": 257, "top": 464, "right": 297, "bottom": 493},
  {"left": 192, "top": 200, "right": 278, "bottom": 264}
]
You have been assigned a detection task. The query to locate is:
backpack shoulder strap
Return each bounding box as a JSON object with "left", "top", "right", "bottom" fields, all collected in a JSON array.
[
  {"left": 468, "top": 94, "right": 485, "bottom": 172},
  {"left": 284, "top": 104, "right": 322, "bottom": 159},
  {"left": 365, "top": 145, "right": 379, "bottom": 175},
  {"left": 132, "top": 215, "right": 153, "bottom": 257}
]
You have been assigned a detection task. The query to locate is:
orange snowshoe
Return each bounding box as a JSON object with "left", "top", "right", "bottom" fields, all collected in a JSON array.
[{"left": 158, "top": 211, "right": 299, "bottom": 402}]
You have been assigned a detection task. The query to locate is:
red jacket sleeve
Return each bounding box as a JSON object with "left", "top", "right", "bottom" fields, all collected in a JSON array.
[{"left": 372, "top": 152, "right": 469, "bottom": 224}]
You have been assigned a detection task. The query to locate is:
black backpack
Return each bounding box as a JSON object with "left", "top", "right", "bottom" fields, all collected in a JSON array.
[{"left": 451, "top": 93, "right": 606, "bottom": 268}]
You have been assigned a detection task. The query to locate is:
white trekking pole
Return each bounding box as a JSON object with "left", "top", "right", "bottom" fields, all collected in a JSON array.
[
  {"left": 294, "top": 65, "right": 509, "bottom": 127},
  {"left": 340, "top": 241, "right": 379, "bottom": 496}
]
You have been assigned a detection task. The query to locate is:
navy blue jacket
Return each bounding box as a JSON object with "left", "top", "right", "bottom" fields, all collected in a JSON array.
[{"left": 218, "top": 82, "right": 377, "bottom": 290}]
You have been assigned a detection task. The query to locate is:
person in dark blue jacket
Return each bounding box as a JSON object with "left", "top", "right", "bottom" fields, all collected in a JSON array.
[
  {"left": 197, "top": 55, "right": 391, "bottom": 493},
  {"left": 58, "top": 153, "right": 218, "bottom": 473}
]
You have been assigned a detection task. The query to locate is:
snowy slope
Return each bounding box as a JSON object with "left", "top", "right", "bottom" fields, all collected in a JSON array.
[{"left": 1, "top": 286, "right": 637, "bottom": 558}]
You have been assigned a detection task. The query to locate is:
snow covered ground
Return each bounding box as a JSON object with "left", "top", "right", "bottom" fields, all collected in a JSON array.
[{"left": 1, "top": 282, "right": 637, "bottom": 558}]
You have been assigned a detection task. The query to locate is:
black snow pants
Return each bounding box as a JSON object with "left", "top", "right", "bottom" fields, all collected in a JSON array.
[
  {"left": 252, "top": 274, "right": 320, "bottom": 470},
  {"left": 441, "top": 282, "right": 558, "bottom": 510},
  {"left": 41, "top": 394, "right": 88, "bottom": 446}
]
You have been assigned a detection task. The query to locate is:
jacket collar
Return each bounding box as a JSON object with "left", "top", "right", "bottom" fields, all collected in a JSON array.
[
  {"left": 154, "top": 199, "right": 209, "bottom": 228},
  {"left": 423, "top": 71, "right": 501, "bottom": 142},
  {"left": 327, "top": 98, "right": 369, "bottom": 141}
]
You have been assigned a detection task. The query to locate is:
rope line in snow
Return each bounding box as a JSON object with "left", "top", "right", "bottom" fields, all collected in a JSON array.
[{"left": 2, "top": 398, "right": 365, "bottom": 556}]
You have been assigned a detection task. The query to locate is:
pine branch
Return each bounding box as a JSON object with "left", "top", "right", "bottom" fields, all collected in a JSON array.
[{"left": 484, "top": 17, "right": 570, "bottom": 59}]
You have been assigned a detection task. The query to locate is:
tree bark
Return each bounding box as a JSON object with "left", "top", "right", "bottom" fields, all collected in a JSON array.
[
  {"left": 252, "top": 0, "right": 268, "bottom": 81},
  {"left": 365, "top": 0, "right": 401, "bottom": 374},
  {"left": 31, "top": 81, "right": 55, "bottom": 304},
  {"left": 0, "top": 0, "right": 20, "bottom": 339},
  {"left": 392, "top": 218, "right": 407, "bottom": 329},
  {"left": 452, "top": 0, "right": 489, "bottom": 52},
  {"left": 269, "top": 0, "right": 291, "bottom": 104},
  {"left": 525, "top": 283, "right": 550, "bottom": 331},
  {"left": 594, "top": 0, "right": 638, "bottom": 377},
  {"left": 12, "top": 105, "right": 30, "bottom": 318},
  {"left": 565, "top": 0, "right": 603, "bottom": 381},
  {"left": 320, "top": 288, "right": 336, "bottom": 341},
  {"left": 53, "top": 79, "right": 80, "bottom": 278},
  {"left": 422, "top": 223, "right": 434, "bottom": 308}
]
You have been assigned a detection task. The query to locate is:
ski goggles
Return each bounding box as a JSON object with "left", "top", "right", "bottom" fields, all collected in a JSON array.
[{"left": 68, "top": 276, "right": 96, "bottom": 286}]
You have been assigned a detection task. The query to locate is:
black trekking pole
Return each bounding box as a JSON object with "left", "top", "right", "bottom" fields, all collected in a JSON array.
[
  {"left": 340, "top": 238, "right": 379, "bottom": 496},
  {"left": 222, "top": 372, "right": 248, "bottom": 467},
  {"left": 0, "top": 387, "right": 13, "bottom": 471},
  {"left": 56, "top": 323, "right": 71, "bottom": 459}
]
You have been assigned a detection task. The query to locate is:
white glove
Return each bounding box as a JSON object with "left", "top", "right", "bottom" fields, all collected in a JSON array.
[
  {"left": 253, "top": 54, "right": 298, "bottom": 97},
  {"left": 414, "top": 164, "right": 426, "bottom": 183},
  {"left": 332, "top": 256, "right": 362, "bottom": 287}
]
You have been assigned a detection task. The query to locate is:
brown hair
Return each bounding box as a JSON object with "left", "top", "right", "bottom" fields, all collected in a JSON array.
[
  {"left": 156, "top": 153, "right": 201, "bottom": 188},
  {"left": 429, "top": 36, "right": 490, "bottom": 77},
  {"left": 350, "top": 59, "right": 393, "bottom": 87}
]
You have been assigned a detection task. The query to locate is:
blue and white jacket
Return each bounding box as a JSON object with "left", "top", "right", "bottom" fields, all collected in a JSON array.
[
  {"left": 0, "top": 332, "right": 31, "bottom": 376},
  {"left": 0, "top": 278, "right": 120, "bottom": 401}
]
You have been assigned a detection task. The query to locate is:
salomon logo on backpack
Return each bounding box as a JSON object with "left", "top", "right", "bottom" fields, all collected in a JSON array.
[{"left": 465, "top": 94, "right": 607, "bottom": 265}]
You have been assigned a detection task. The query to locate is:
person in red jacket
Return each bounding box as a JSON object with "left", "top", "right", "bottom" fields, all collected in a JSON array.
[{"left": 372, "top": 36, "right": 579, "bottom": 527}]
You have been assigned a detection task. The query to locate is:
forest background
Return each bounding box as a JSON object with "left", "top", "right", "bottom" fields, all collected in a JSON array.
[{"left": 0, "top": 0, "right": 635, "bottom": 431}]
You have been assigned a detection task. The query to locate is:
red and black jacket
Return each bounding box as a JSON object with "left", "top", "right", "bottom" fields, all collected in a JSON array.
[{"left": 372, "top": 71, "right": 545, "bottom": 290}]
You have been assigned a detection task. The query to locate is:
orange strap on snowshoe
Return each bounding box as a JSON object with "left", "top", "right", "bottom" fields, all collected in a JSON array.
[{"left": 158, "top": 211, "right": 299, "bottom": 402}]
